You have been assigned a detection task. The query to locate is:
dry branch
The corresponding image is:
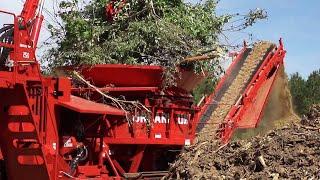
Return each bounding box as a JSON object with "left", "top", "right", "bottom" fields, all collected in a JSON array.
[{"left": 73, "top": 71, "right": 151, "bottom": 127}]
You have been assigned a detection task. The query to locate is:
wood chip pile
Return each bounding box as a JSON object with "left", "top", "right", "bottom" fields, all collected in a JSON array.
[{"left": 167, "top": 104, "right": 320, "bottom": 179}]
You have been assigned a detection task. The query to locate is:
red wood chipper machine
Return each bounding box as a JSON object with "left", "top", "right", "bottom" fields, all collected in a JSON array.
[{"left": 0, "top": 0, "right": 286, "bottom": 179}]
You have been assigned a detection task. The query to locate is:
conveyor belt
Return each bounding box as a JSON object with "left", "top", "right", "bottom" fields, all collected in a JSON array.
[{"left": 197, "top": 41, "right": 276, "bottom": 142}]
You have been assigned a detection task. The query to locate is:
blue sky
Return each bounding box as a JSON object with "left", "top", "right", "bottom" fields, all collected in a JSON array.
[
  {"left": 1, "top": 0, "right": 320, "bottom": 77},
  {"left": 187, "top": 0, "right": 320, "bottom": 77}
]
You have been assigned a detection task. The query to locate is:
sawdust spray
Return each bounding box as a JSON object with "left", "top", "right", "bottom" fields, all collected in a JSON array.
[{"left": 233, "top": 66, "right": 299, "bottom": 140}]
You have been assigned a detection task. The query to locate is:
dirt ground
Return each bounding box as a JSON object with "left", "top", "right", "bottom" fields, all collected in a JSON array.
[{"left": 167, "top": 105, "right": 320, "bottom": 179}]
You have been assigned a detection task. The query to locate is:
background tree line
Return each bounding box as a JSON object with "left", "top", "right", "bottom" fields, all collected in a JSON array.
[{"left": 289, "top": 69, "right": 320, "bottom": 115}]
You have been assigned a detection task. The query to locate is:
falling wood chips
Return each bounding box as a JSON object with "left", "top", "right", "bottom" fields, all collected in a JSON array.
[{"left": 197, "top": 41, "right": 275, "bottom": 142}]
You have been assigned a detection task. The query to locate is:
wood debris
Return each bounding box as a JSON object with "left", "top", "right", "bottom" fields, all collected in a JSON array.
[{"left": 167, "top": 105, "right": 320, "bottom": 179}]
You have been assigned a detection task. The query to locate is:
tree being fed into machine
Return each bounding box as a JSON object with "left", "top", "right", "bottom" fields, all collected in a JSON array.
[{"left": 45, "top": 0, "right": 268, "bottom": 88}]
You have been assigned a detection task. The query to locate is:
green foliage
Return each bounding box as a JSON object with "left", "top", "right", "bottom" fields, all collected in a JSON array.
[
  {"left": 289, "top": 72, "right": 308, "bottom": 114},
  {"left": 289, "top": 69, "right": 320, "bottom": 115},
  {"left": 45, "top": 0, "right": 267, "bottom": 88},
  {"left": 306, "top": 70, "right": 320, "bottom": 103},
  {"left": 48, "top": 1, "right": 227, "bottom": 67},
  {"left": 192, "top": 77, "right": 218, "bottom": 103}
]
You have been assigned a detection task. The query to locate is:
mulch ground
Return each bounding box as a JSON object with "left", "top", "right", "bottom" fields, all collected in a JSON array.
[{"left": 167, "top": 104, "right": 320, "bottom": 180}]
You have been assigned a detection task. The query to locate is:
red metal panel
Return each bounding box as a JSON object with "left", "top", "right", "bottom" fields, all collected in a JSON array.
[
  {"left": 236, "top": 69, "right": 278, "bottom": 128},
  {"left": 57, "top": 77, "right": 71, "bottom": 101},
  {"left": 71, "top": 86, "right": 159, "bottom": 92},
  {"left": 79, "top": 64, "right": 163, "bottom": 87},
  {"left": 104, "top": 137, "right": 188, "bottom": 145},
  {"left": 58, "top": 95, "right": 125, "bottom": 115},
  {"left": 75, "top": 64, "right": 204, "bottom": 92},
  {"left": 20, "top": 0, "right": 40, "bottom": 23},
  {"left": 0, "top": 72, "right": 14, "bottom": 88}
]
